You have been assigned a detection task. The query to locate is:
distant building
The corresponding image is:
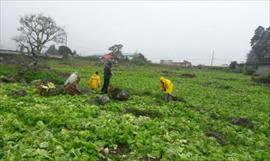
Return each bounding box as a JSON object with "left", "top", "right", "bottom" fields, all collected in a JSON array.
[
  {"left": 172, "top": 60, "right": 192, "bottom": 68},
  {"left": 160, "top": 59, "right": 192, "bottom": 68},
  {"left": 222, "top": 64, "right": 229, "bottom": 67},
  {"left": 160, "top": 59, "right": 173, "bottom": 65}
]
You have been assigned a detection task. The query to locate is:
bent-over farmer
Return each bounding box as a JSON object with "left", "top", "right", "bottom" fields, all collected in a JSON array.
[
  {"left": 64, "top": 72, "right": 81, "bottom": 95},
  {"left": 160, "top": 76, "right": 174, "bottom": 101}
]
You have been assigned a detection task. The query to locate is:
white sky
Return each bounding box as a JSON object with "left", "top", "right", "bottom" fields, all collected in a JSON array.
[{"left": 0, "top": 1, "right": 269, "bottom": 65}]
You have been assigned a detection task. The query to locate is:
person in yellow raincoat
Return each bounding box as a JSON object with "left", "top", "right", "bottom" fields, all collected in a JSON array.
[
  {"left": 160, "top": 76, "right": 173, "bottom": 101},
  {"left": 89, "top": 71, "right": 101, "bottom": 91}
]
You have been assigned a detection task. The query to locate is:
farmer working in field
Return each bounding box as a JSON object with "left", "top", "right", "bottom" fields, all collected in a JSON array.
[
  {"left": 101, "top": 58, "right": 113, "bottom": 94},
  {"left": 88, "top": 71, "right": 101, "bottom": 91},
  {"left": 160, "top": 76, "right": 174, "bottom": 101},
  {"left": 64, "top": 72, "right": 82, "bottom": 95}
]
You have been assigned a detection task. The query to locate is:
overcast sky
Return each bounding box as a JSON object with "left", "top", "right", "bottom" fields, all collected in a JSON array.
[{"left": 0, "top": 1, "right": 269, "bottom": 65}]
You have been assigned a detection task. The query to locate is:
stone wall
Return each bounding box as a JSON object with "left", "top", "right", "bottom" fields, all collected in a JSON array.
[{"left": 255, "top": 65, "right": 270, "bottom": 76}]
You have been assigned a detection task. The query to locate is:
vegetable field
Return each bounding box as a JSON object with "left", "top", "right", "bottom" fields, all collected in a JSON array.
[{"left": 0, "top": 63, "right": 269, "bottom": 161}]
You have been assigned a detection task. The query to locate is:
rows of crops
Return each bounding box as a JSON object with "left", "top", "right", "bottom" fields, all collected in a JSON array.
[{"left": 0, "top": 64, "right": 269, "bottom": 160}]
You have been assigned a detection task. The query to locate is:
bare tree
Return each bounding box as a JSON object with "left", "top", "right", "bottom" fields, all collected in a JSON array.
[{"left": 13, "top": 13, "right": 66, "bottom": 66}]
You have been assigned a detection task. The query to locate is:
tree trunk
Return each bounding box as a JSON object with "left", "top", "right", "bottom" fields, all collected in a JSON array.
[{"left": 27, "top": 52, "right": 39, "bottom": 69}]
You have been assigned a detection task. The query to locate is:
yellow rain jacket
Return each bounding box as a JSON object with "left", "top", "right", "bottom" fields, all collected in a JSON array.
[
  {"left": 89, "top": 74, "right": 101, "bottom": 90},
  {"left": 160, "top": 77, "right": 173, "bottom": 94}
]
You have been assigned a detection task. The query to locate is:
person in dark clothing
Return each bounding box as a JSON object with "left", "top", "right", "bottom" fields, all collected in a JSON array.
[{"left": 101, "top": 61, "right": 112, "bottom": 93}]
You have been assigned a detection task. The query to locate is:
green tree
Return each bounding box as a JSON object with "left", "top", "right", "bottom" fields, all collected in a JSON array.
[
  {"left": 58, "top": 46, "right": 72, "bottom": 59},
  {"left": 229, "top": 61, "right": 237, "bottom": 69},
  {"left": 45, "top": 45, "right": 59, "bottom": 56},
  {"left": 71, "top": 50, "right": 78, "bottom": 57},
  {"left": 247, "top": 26, "right": 270, "bottom": 63},
  {"left": 131, "top": 53, "right": 149, "bottom": 65}
]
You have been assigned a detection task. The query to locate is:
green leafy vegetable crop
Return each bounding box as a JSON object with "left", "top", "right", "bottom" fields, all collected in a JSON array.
[{"left": 0, "top": 64, "right": 269, "bottom": 160}]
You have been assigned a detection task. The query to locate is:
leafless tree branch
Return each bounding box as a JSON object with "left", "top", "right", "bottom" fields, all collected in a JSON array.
[{"left": 13, "top": 13, "right": 67, "bottom": 66}]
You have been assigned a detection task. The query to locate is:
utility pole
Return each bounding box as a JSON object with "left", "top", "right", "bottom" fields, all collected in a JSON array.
[
  {"left": 211, "top": 50, "right": 214, "bottom": 66},
  {"left": 65, "top": 33, "right": 68, "bottom": 46}
]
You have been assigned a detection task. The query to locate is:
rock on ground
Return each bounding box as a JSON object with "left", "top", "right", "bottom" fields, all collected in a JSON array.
[
  {"left": 205, "top": 131, "right": 226, "bottom": 146},
  {"left": 97, "top": 95, "right": 110, "bottom": 105},
  {"left": 8, "top": 89, "right": 27, "bottom": 98},
  {"left": 171, "top": 95, "right": 186, "bottom": 102},
  {"left": 124, "top": 107, "right": 162, "bottom": 118},
  {"left": 227, "top": 117, "right": 254, "bottom": 129},
  {"left": 81, "top": 88, "right": 92, "bottom": 95},
  {"left": 0, "top": 76, "right": 16, "bottom": 83},
  {"left": 180, "top": 73, "right": 196, "bottom": 78},
  {"left": 110, "top": 88, "right": 129, "bottom": 100},
  {"left": 89, "top": 95, "right": 110, "bottom": 105}
]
